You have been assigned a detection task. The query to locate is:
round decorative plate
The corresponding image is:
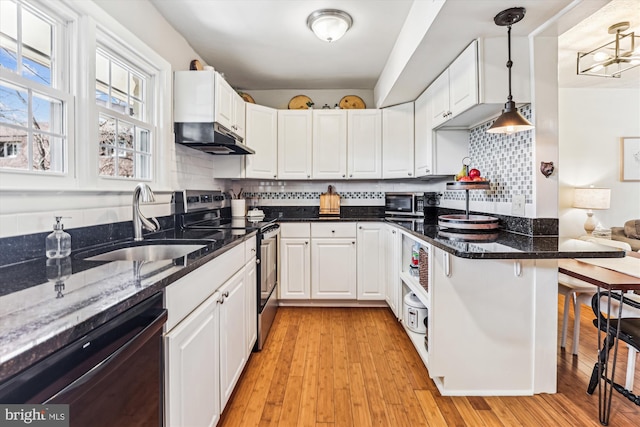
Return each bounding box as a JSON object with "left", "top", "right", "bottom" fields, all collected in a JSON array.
[
  {"left": 288, "top": 95, "right": 313, "bottom": 109},
  {"left": 339, "top": 95, "right": 366, "bottom": 109},
  {"left": 189, "top": 59, "right": 203, "bottom": 71},
  {"left": 239, "top": 92, "right": 255, "bottom": 103}
]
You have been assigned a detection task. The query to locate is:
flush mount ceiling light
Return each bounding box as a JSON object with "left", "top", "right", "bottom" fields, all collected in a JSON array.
[
  {"left": 487, "top": 7, "right": 534, "bottom": 135},
  {"left": 577, "top": 21, "right": 640, "bottom": 78},
  {"left": 307, "top": 9, "right": 352, "bottom": 43}
]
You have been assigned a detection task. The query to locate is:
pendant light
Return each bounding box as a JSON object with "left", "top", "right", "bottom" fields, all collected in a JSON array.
[{"left": 487, "top": 7, "right": 534, "bottom": 135}]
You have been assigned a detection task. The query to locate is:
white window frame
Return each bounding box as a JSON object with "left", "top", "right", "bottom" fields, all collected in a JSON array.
[{"left": 0, "top": 0, "right": 77, "bottom": 190}]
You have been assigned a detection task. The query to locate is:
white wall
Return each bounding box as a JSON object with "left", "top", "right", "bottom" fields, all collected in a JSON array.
[{"left": 558, "top": 87, "right": 640, "bottom": 237}]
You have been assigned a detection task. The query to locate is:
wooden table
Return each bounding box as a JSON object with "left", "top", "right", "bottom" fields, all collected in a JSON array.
[{"left": 558, "top": 256, "right": 640, "bottom": 425}]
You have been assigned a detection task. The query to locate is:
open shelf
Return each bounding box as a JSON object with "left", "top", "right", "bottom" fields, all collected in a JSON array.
[
  {"left": 400, "top": 271, "right": 429, "bottom": 308},
  {"left": 402, "top": 322, "right": 429, "bottom": 366}
]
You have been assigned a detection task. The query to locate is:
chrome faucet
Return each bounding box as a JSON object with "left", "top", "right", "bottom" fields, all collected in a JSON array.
[{"left": 132, "top": 183, "right": 160, "bottom": 241}]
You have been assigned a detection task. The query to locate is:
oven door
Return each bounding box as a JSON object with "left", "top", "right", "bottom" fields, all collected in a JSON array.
[{"left": 259, "top": 225, "right": 279, "bottom": 311}]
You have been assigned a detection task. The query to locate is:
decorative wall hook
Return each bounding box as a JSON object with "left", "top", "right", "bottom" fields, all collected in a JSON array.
[{"left": 540, "top": 161, "right": 554, "bottom": 178}]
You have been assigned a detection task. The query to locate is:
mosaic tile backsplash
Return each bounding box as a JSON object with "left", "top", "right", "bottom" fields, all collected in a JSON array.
[
  {"left": 443, "top": 104, "right": 533, "bottom": 204},
  {"left": 242, "top": 191, "right": 384, "bottom": 201}
]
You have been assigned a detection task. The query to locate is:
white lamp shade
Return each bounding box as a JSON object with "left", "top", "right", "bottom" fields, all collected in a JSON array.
[
  {"left": 307, "top": 10, "right": 352, "bottom": 42},
  {"left": 573, "top": 188, "right": 611, "bottom": 210}
]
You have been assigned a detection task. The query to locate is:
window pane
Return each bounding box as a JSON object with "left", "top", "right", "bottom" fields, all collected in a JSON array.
[
  {"left": 96, "top": 52, "right": 109, "bottom": 88},
  {"left": 0, "top": 40, "right": 18, "bottom": 73},
  {"left": 136, "top": 153, "right": 151, "bottom": 179},
  {"left": 98, "top": 147, "right": 114, "bottom": 176},
  {"left": 98, "top": 114, "right": 115, "bottom": 146},
  {"left": 96, "top": 88, "right": 109, "bottom": 107},
  {"left": 117, "top": 120, "right": 133, "bottom": 150},
  {"left": 23, "top": 52, "right": 51, "bottom": 86},
  {"left": 136, "top": 127, "right": 150, "bottom": 153},
  {"left": 33, "top": 92, "right": 63, "bottom": 135},
  {"left": 0, "top": 81, "right": 28, "bottom": 127},
  {"left": 32, "top": 132, "right": 50, "bottom": 171},
  {"left": 130, "top": 99, "right": 143, "bottom": 120},
  {"left": 111, "top": 61, "right": 128, "bottom": 100},
  {"left": 130, "top": 74, "right": 143, "bottom": 100},
  {"left": 46, "top": 135, "right": 64, "bottom": 172},
  {"left": 22, "top": 7, "right": 51, "bottom": 57},
  {"left": 117, "top": 150, "right": 133, "bottom": 178},
  {"left": 0, "top": 124, "right": 26, "bottom": 170},
  {"left": 0, "top": 1, "right": 17, "bottom": 41}
]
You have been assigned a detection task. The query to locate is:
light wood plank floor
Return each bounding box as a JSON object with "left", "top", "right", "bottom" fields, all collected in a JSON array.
[{"left": 220, "top": 297, "right": 640, "bottom": 426}]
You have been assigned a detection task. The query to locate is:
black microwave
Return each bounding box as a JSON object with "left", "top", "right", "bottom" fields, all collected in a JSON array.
[{"left": 385, "top": 193, "right": 425, "bottom": 216}]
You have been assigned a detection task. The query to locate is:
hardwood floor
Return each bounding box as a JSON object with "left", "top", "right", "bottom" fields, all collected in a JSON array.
[{"left": 219, "top": 298, "right": 640, "bottom": 426}]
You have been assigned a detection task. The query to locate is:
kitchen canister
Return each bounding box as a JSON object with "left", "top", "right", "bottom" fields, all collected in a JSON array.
[
  {"left": 403, "top": 292, "right": 427, "bottom": 334},
  {"left": 231, "top": 199, "right": 246, "bottom": 217}
]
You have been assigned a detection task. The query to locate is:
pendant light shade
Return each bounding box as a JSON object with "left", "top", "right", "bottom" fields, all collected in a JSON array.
[
  {"left": 307, "top": 9, "right": 353, "bottom": 43},
  {"left": 487, "top": 7, "right": 534, "bottom": 135}
]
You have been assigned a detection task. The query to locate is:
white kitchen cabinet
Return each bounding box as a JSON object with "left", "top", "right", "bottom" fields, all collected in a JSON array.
[
  {"left": 348, "top": 109, "right": 382, "bottom": 179},
  {"left": 414, "top": 86, "right": 469, "bottom": 177},
  {"left": 165, "top": 293, "right": 220, "bottom": 427},
  {"left": 280, "top": 223, "right": 311, "bottom": 300},
  {"left": 218, "top": 268, "right": 248, "bottom": 410},
  {"left": 311, "top": 222, "right": 357, "bottom": 299},
  {"left": 382, "top": 102, "right": 415, "bottom": 179},
  {"left": 384, "top": 225, "right": 401, "bottom": 318},
  {"left": 245, "top": 103, "right": 278, "bottom": 179},
  {"left": 215, "top": 72, "right": 245, "bottom": 139},
  {"left": 277, "top": 110, "right": 313, "bottom": 179},
  {"left": 312, "top": 110, "right": 347, "bottom": 179},
  {"left": 245, "top": 249, "right": 257, "bottom": 353},
  {"left": 430, "top": 40, "right": 478, "bottom": 128},
  {"left": 356, "top": 223, "right": 385, "bottom": 300}
]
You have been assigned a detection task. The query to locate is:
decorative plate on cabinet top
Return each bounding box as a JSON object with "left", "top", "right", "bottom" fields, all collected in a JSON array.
[
  {"left": 339, "top": 95, "right": 366, "bottom": 109},
  {"left": 239, "top": 92, "right": 255, "bottom": 103},
  {"left": 288, "top": 95, "right": 313, "bottom": 109},
  {"left": 189, "top": 59, "right": 203, "bottom": 70}
]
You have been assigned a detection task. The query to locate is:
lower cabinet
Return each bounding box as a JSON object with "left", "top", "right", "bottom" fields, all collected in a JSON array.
[
  {"left": 165, "top": 294, "right": 220, "bottom": 427},
  {"left": 356, "top": 223, "right": 385, "bottom": 300},
  {"left": 164, "top": 241, "right": 254, "bottom": 426},
  {"left": 384, "top": 224, "right": 401, "bottom": 317},
  {"left": 280, "top": 237, "right": 311, "bottom": 299},
  {"left": 311, "top": 237, "right": 357, "bottom": 299},
  {"left": 219, "top": 268, "right": 248, "bottom": 409}
]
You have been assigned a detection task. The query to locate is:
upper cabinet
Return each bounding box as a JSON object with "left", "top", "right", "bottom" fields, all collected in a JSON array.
[
  {"left": 382, "top": 102, "right": 415, "bottom": 179},
  {"left": 348, "top": 109, "right": 382, "bottom": 179},
  {"left": 312, "top": 110, "right": 347, "bottom": 179},
  {"left": 245, "top": 104, "right": 277, "bottom": 179},
  {"left": 214, "top": 73, "right": 245, "bottom": 139},
  {"left": 430, "top": 40, "right": 479, "bottom": 128},
  {"left": 433, "top": 38, "right": 531, "bottom": 129},
  {"left": 278, "top": 110, "right": 313, "bottom": 180}
]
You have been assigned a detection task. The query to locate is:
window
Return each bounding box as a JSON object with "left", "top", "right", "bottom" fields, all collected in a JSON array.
[
  {"left": 95, "top": 48, "right": 153, "bottom": 180},
  {"left": 0, "top": 141, "right": 19, "bottom": 157},
  {"left": 0, "top": 0, "right": 70, "bottom": 174}
]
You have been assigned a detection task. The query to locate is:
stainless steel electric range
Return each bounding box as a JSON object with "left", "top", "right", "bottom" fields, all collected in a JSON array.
[{"left": 173, "top": 190, "right": 279, "bottom": 351}]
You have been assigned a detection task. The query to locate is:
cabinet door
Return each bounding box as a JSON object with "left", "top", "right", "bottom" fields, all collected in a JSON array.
[
  {"left": 165, "top": 293, "right": 220, "bottom": 427},
  {"left": 311, "top": 238, "right": 357, "bottom": 299},
  {"left": 312, "top": 110, "right": 347, "bottom": 179},
  {"left": 385, "top": 226, "right": 401, "bottom": 317},
  {"left": 448, "top": 40, "right": 478, "bottom": 117},
  {"left": 280, "top": 237, "right": 311, "bottom": 299},
  {"left": 277, "top": 110, "right": 312, "bottom": 179},
  {"left": 414, "top": 88, "right": 434, "bottom": 177},
  {"left": 233, "top": 93, "right": 246, "bottom": 138},
  {"left": 348, "top": 110, "right": 382, "bottom": 179},
  {"left": 430, "top": 71, "right": 450, "bottom": 128},
  {"left": 382, "top": 102, "right": 415, "bottom": 179},
  {"left": 357, "top": 223, "right": 385, "bottom": 300},
  {"left": 214, "top": 73, "right": 235, "bottom": 131},
  {"left": 245, "top": 257, "right": 257, "bottom": 352},
  {"left": 219, "top": 268, "right": 247, "bottom": 410},
  {"left": 245, "top": 104, "right": 278, "bottom": 179}
]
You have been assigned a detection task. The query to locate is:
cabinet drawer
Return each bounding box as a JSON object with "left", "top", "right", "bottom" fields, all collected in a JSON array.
[
  {"left": 280, "top": 222, "right": 310, "bottom": 238},
  {"left": 245, "top": 236, "right": 257, "bottom": 260},
  {"left": 311, "top": 222, "right": 357, "bottom": 238}
]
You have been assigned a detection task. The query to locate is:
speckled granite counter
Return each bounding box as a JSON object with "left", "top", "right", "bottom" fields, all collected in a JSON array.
[{"left": 0, "top": 228, "right": 257, "bottom": 382}]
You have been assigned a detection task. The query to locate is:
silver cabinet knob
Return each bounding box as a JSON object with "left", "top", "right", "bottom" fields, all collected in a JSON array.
[
  {"left": 352, "top": 241, "right": 355, "bottom": 245},
  {"left": 342, "top": 174, "right": 345, "bottom": 178},
  {"left": 331, "top": 230, "right": 335, "bottom": 233},
  {"left": 307, "top": 174, "right": 310, "bottom": 178},
  {"left": 408, "top": 172, "right": 412, "bottom": 176},
  {"left": 359, "top": 226, "right": 362, "bottom": 229},
  {"left": 305, "top": 241, "right": 309, "bottom": 245},
  {"left": 392, "top": 230, "right": 396, "bottom": 234},
  {"left": 349, "top": 174, "right": 353, "bottom": 178},
  {"left": 273, "top": 175, "right": 277, "bottom": 178},
  {"left": 256, "top": 259, "right": 261, "bottom": 264}
]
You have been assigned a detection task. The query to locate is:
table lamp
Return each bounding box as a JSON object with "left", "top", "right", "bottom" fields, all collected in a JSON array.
[{"left": 572, "top": 187, "right": 611, "bottom": 234}]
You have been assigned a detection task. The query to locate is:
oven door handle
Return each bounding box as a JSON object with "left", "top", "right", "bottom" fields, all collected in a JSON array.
[{"left": 261, "top": 225, "right": 280, "bottom": 240}]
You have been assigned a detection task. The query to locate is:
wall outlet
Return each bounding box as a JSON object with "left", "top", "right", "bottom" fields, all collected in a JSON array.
[{"left": 512, "top": 194, "right": 525, "bottom": 216}]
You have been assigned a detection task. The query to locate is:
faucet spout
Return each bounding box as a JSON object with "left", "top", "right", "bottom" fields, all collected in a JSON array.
[{"left": 133, "top": 183, "right": 160, "bottom": 241}]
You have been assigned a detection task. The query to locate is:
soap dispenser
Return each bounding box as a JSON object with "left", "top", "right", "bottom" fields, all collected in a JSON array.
[{"left": 46, "top": 216, "right": 71, "bottom": 259}]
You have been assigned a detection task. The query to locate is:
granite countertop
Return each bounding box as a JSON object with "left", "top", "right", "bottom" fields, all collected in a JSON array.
[{"left": 0, "top": 228, "right": 257, "bottom": 382}]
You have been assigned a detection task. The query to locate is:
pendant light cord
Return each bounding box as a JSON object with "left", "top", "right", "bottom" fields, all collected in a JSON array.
[{"left": 506, "top": 25, "right": 513, "bottom": 103}]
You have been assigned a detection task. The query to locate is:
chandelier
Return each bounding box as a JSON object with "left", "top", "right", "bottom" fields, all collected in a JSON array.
[{"left": 577, "top": 21, "right": 640, "bottom": 78}]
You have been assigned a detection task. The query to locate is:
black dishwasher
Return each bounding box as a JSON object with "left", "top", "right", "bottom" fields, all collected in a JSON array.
[{"left": 0, "top": 292, "right": 167, "bottom": 427}]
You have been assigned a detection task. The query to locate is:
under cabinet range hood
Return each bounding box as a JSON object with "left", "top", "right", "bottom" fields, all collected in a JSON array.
[{"left": 174, "top": 122, "right": 255, "bottom": 155}]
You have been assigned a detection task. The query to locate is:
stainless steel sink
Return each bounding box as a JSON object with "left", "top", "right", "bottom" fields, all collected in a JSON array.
[{"left": 79, "top": 239, "right": 212, "bottom": 262}]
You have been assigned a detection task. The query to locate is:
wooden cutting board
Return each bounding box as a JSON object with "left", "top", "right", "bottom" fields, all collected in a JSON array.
[{"left": 319, "top": 185, "right": 340, "bottom": 216}]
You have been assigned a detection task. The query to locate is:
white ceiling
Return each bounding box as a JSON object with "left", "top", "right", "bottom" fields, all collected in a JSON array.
[{"left": 150, "top": 0, "right": 639, "bottom": 105}]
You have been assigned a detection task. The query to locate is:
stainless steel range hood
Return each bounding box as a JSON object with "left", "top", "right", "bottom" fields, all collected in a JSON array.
[{"left": 174, "top": 122, "right": 255, "bottom": 155}]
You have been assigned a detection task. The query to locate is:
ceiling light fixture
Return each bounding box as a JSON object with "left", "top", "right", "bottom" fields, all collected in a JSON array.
[
  {"left": 307, "top": 9, "right": 352, "bottom": 43},
  {"left": 487, "top": 7, "right": 534, "bottom": 135},
  {"left": 577, "top": 21, "right": 640, "bottom": 78}
]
